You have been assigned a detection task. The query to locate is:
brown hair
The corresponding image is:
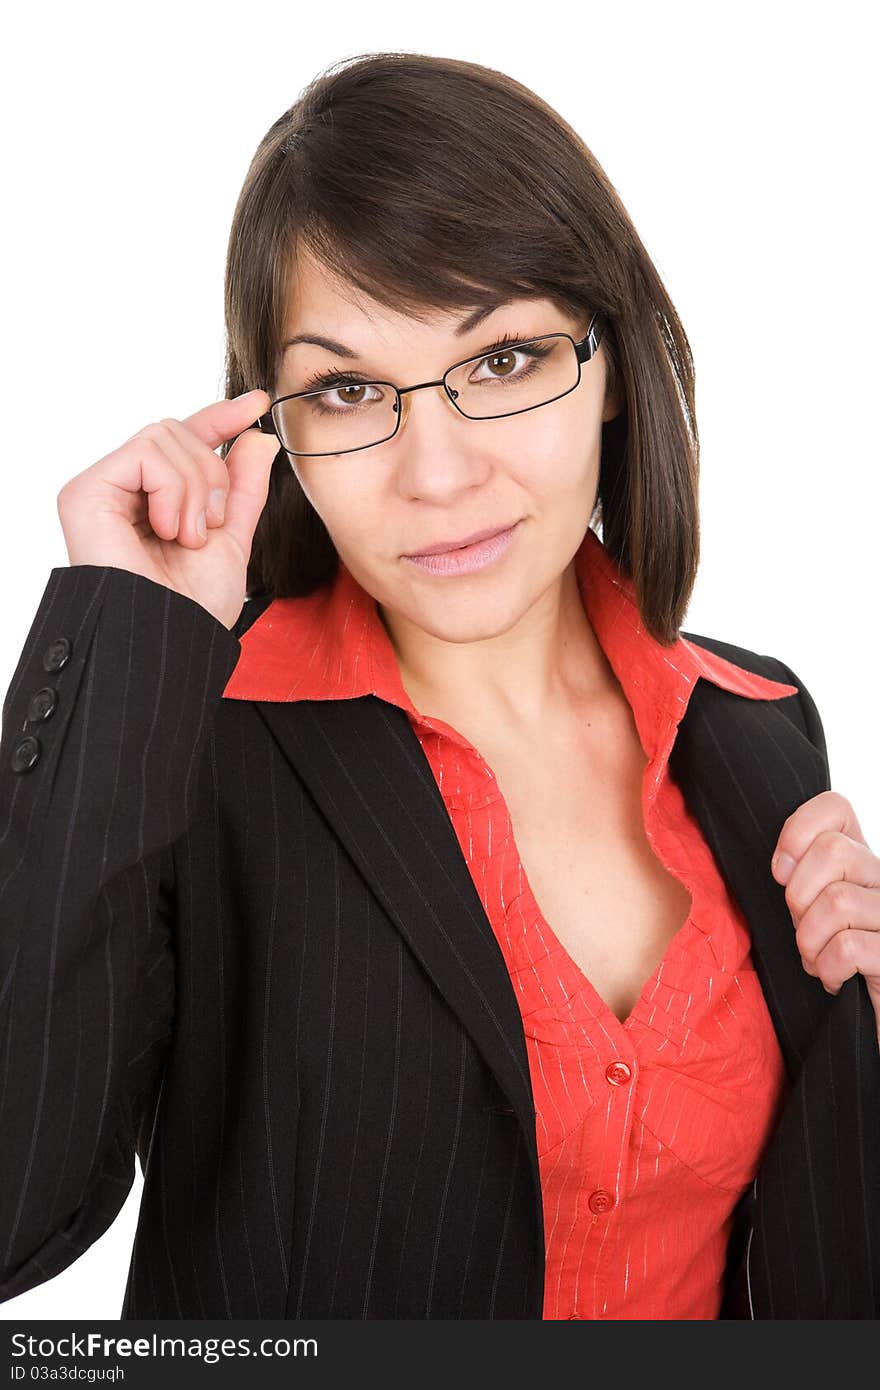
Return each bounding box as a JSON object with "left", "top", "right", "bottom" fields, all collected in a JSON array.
[{"left": 221, "top": 51, "right": 699, "bottom": 644}]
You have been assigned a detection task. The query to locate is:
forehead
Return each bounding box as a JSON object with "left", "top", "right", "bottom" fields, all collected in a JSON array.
[
  {"left": 284, "top": 246, "right": 382, "bottom": 324},
  {"left": 282, "top": 244, "right": 567, "bottom": 343}
]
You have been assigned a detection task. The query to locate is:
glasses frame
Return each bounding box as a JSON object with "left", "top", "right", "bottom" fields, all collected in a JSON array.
[{"left": 254, "top": 311, "right": 605, "bottom": 458}]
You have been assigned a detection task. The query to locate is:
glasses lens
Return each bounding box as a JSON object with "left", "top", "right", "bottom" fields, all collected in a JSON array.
[
  {"left": 447, "top": 335, "right": 579, "bottom": 419},
  {"left": 273, "top": 382, "right": 398, "bottom": 456}
]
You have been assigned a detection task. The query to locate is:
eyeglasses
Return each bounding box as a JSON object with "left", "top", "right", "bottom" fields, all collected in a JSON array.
[{"left": 254, "top": 312, "right": 605, "bottom": 458}]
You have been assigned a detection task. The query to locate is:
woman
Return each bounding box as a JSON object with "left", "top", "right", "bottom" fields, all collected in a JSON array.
[{"left": 2, "top": 52, "right": 878, "bottom": 1321}]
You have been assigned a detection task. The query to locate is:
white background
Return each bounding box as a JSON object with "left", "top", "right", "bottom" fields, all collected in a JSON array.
[{"left": 1, "top": 0, "right": 876, "bottom": 1321}]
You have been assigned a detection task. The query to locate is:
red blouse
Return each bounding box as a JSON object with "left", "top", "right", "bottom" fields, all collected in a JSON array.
[{"left": 222, "top": 525, "right": 798, "bottom": 1320}]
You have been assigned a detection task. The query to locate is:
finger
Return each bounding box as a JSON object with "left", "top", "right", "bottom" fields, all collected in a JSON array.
[
  {"left": 783, "top": 832, "right": 880, "bottom": 924},
  {"left": 218, "top": 420, "right": 281, "bottom": 560},
  {"left": 155, "top": 417, "right": 233, "bottom": 525},
  {"left": 134, "top": 420, "right": 216, "bottom": 548},
  {"left": 772, "top": 791, "right": 868, "bottom": 885},
  {"left": 795, "top": 880, "right": 880, "bottom": 972},
  {"left": 97, "top": 433, "right": 186, "bottom": 542},
  {"left": 810, "top": 925, "right": 880, "bottom": 995},
  {"left": 179, "top": 389, "right": 271, "bottom": 452}
]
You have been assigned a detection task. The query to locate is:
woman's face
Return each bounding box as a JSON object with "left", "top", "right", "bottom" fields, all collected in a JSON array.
[{"left": 275, "top": 251, "right": 623, "bottom": 648}]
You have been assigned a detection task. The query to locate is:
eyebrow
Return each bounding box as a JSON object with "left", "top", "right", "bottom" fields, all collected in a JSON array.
[{"left": 280, "top": 302, "right": 510, "bottom": 359}]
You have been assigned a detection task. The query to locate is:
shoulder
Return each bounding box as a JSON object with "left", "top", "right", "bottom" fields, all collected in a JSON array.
[
  {"left": 681, "top": 629, "right": 794, "bottom": 685},
  {"left": 681, "top": 629, "right": 829, "bottom": 772}
]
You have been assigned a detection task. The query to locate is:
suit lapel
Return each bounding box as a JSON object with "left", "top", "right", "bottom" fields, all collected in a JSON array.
[
  {"left": 250, "top": 691, "right": 544, "bottom": 1211},
  {"left": 668, "top": 674, "right": 834, "bottom": 1077}
]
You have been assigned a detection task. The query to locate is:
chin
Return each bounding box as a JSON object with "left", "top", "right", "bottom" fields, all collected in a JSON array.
[{"left": 407, "top": 587, "right": 525, "bottom": 641}]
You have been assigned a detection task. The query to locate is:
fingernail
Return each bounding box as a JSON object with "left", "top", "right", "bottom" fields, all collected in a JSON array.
[
  {"left": 208, "top": 488, "right": 226, "bottom": 522},
  {"left": 196, "top": 509, "right": 207, "bottom": 538},
  {"left": 773, "top": 851, "right": 795, "bottom": 883}
]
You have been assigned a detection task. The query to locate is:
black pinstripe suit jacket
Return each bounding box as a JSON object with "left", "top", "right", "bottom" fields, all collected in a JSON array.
[{"left": 1, "top": 563, "right": 878, "bottom": 1319}]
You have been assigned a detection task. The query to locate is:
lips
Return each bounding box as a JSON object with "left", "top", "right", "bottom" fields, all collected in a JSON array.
[{"left": 405, "top": 522, "right": 519, "bottom": 557}]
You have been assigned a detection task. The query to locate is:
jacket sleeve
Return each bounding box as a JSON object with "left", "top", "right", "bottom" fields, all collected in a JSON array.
[{"left": 0, "top": 564, "right": 242, "bottom": 1303}]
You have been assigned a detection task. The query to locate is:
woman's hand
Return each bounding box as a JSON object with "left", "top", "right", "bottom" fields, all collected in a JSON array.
[
  {"left": 772, "top": 790, "right": 880, "bottom": 1045},
  {"left": 56, "top": 390, "right": 278, "bottom": 631}
]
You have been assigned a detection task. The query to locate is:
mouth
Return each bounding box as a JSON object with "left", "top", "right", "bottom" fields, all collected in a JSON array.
[
  {"left": 402, "top": 520, "right": 523, "bottom": 577},
  {"left": 404, "top": 522, "right": 522, "bottom": 558}
]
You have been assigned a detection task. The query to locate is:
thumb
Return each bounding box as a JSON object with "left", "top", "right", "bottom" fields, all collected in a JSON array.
[{"left": 222, "top": 412, "right": 283, "bottom": 557}]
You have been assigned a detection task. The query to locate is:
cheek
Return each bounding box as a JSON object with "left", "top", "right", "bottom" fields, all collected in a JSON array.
[
  {"left": 293, "top": 462, "right": 384, "bottom": 544},
  {"left": 290, "top": 460, "right": 321, "bottom": 513},
  {"left": 512, "top": 427, "right": 596, "bottom": 504},
  {"left": 518, "top": 399, "right": 595, "bottom": 473}
]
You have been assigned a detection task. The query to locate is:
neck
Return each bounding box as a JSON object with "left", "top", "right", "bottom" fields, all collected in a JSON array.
[{"left": 377, "top": 561, "right": 620, "bottom": 731}]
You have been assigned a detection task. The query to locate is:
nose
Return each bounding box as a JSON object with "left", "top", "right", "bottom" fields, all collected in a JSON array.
[
  {"left": 396, "top": 381, "right": 462, "bottom": 431},
  {"left": 393, "top": 383, "right": 491, "bottom": 499}
]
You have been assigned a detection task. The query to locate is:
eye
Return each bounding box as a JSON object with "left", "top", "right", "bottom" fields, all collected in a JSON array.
[
  {"left": 467, "top": 336, "right": 553, "bottom": 387},
  {"left": 300, "top": 375, "right": 386, "bottom": 414},
  {"left": 472, "top": 345, "right": 525, "bottom": 381},
  {"left": 317, "top": 381, "right": 382, "bottom": 407}
]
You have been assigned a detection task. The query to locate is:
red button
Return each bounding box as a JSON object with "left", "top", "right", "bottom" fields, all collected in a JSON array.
[
  {"left": 588, "top": 1188, "right": 615, "bottom": 1215},
  {"left": 605, "top": 1060, "right": 632, "bottom": 1087}
]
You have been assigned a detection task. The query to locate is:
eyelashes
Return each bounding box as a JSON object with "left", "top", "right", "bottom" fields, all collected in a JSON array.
[{"left": 299, "top": 329, "right": 535, "bottom": 394}]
